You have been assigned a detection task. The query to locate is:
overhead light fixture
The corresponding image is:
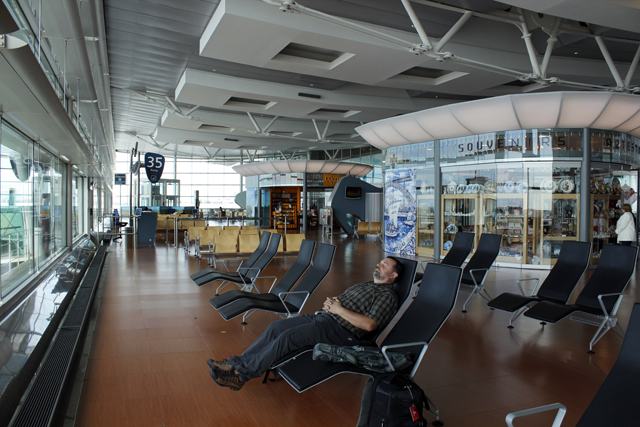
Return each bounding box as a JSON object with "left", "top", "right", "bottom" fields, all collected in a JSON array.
[{"left": 60, "top": 155, "right": 69, "bottom": 162}]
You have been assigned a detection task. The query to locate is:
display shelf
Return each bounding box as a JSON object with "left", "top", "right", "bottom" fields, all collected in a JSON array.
[
  {"left": 417, "top": 195, "right": 435, "bottom": 257},
  {"left": 270, "top": 188, "right": 300, "bottom": 230},
  {"left": 590, "top": 193, "right": 622, "bottom": 264}
]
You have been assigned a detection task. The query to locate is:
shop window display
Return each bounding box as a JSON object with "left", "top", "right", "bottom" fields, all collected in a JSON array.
[
  {"left": 416, "top": 168, "right": 435, "bottom": 257},
  {"left": 591, "top": 167, "right": 637, "bottom": 263},
  {"left": 526, "top": 164, "right": 580, "bottom": 266},
  {"left": 441, "top": 167, "right": 496, "bottom": 257}
]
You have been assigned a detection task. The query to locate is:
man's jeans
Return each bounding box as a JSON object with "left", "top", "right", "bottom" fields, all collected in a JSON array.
[{"left": 228, "top": 314, "right": 357, "bottom": 381}]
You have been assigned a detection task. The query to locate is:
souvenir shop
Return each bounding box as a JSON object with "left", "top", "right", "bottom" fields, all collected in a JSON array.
[{"left": 382, "top": 129, "right": 639, "bottom": 268}]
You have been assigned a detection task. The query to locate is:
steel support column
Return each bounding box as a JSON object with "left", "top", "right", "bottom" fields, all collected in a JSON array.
[
  {"left": 434, "top": 141, "right": 441, "bottom": 261},
  {"left": 580, "top": 129, "right": 592, "bottom": 243}
]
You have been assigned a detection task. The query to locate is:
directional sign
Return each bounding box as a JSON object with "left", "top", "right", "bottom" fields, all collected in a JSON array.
[
  {"left": 114, "top": 173, "right": 126, "bottom": 185},
  {"left": 144, "top": 153, "right": 165, "bottom": 183}
]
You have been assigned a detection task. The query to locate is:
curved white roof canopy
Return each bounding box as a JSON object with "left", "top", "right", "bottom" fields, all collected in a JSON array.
[
  {"left": 356, "top": 92, "right": 640, "bottom": 149},
  {"left": 233, "top": 160, "right": 373, "bottom": 177}
]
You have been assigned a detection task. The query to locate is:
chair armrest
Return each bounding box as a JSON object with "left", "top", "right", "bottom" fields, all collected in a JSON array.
[
  {"left": 597, "top": 292, "right": 623, "bottom": 316},
  {"left": 381, "top": 341, "right": 428, "bottom": 379},
  {"left": 505, "top": 403, "right": 566, "bottom": 427},
  {"left": 261, "top": 276, "right": 280, "bottom": 293},
  {"left": 278, "top": 291, "right": 310, "bottom": 317},
  {"left": 469, "top": 268, "right": 489, "bottom": 286},
  {"left": 516, "top": 278, "right": 540, "bottom": 296},
  {"left": 419, "top": 260, "right": 428, "bottom": 273}
]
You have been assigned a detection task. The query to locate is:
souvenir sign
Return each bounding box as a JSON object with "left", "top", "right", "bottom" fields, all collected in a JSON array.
[{"left": 144, "top": 153, "right": 165, "bottom": 183}]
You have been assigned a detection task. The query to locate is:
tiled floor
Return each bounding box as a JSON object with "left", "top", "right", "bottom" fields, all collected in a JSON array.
[{"left": 75, "top": 231, "right": 638, "bottom": 427}]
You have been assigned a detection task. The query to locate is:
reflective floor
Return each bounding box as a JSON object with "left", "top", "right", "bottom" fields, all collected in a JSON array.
[{"left": 75, "top": 231, "right": 638, "bottom": 427}]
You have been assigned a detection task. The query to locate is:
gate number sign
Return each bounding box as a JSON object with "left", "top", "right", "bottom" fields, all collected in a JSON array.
[{"left": 144, "top": 153, "right": 165, "bottom": 183}]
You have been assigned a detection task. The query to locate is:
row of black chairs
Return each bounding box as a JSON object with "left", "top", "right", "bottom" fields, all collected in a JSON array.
[
  {"left": 191, "top": 233, "right": 338, "bottom": 325},
  {"left": 418, "top": 232, "right": 502, "bottom": 312},
  {"left": 489, "top": 242, "right": 639, "bottom": 353}
]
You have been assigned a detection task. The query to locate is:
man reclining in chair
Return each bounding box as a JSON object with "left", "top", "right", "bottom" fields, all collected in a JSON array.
[{"left": 207, "top": 257, "right": 404, "bottom": 391}]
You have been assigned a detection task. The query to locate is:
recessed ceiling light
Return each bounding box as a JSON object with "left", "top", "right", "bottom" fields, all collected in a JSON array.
[
  {"left": 574, "top": 52, "right": 578, "bottom": 55},
  {"left": 212, "top": 69, "right": 216, "bottom": 71},
  {"left": 310, "top": 84, "right": 314, "bottom": 86}
]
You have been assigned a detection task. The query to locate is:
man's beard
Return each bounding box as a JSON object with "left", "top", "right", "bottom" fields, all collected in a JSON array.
[{"left": 373, "top": 269, "right": 381, "bottom": 281}]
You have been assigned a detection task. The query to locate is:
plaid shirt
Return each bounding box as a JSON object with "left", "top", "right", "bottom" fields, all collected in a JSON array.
[{"left": 329, "top": 281, "right": 398, "bottom": 339}]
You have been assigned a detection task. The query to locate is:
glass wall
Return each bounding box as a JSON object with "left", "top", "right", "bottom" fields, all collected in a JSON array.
[
  {"left": 383, "top": 128, "right": 639, "bottom": 268},
  {"left": 1, "top": 120, "right": 70, "bottom": 299},
  {"left": 441, "top": 162, "right": 581, "bottom": 266},
  {"left": 113, "top": 153, "right": 242, "bottom": 210}
]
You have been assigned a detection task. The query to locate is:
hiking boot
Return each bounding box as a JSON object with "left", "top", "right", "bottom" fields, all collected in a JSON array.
[
  {"left": 206, "top": 358, "right": 233, "bottom": 371},
  {"left": 210, "top": 368, "right": 246, "bottom": 391}
]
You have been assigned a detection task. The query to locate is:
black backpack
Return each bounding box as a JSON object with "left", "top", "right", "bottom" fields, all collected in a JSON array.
[{"left": 357, "top": 372, "right": 429, "bottom": 427}]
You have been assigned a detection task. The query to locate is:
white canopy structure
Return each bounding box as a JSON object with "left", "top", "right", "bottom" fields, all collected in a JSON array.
[
  {"left": 356, "top": 92, "right": 640, "bottom": 149},
  {"left": 232, "top": 159, "right": 373, "bottom": 177}
]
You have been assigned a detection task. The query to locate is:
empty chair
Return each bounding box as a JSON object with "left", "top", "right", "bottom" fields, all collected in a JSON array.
[
  {"left": 220, "top": 228, "right": 239, "bottom": 236},
  {"left": 260, "top": 229, "right": 279, "bottom": 235},
  {"left": 416, "top": 232, "right": 474, "bottom": 282},
  {"left": 355, "top": 221, "right": 369, "bottom": 238},
  {"left": 488, "top": 241, "right": 591, "bottom": 327},
  {"left": 521, "top": 244, "right": 639, "bottom": 352},
  {"left": 238, "top": 234, "right": 259, "bottom": 253},
  {"left": 284, "top": 233, "right": 305, "bottom": 253},
  {"left": 224, "top": 225, "right": 240, "bottom": 232},
  {"left": 275, "top": 262, "right": 463, "bottom": 425},
  {"left": 505, "top": 302, "right": 640, "bottom": 427},
  {"left": 208, "top": 234, "right": 239, "bottom": 269},
  {"left": 196, "top": 229, "right": 221, "bottom": 261},
  {"left": 210, "top": 239, "right": 317, "bottom": 311},
  {"left": 194, "top": 233, "right": 281, "bottom": 294},
  {"left": 208, "top": 226, "right": 223, "bottom": 234},
  {"left": 192, "top": 232, "right": 270, "bottom": 280},
  {"left": 185, "top": 226, "right": 206, "bottom": 254},
  {"left": 242, "top": 225, "right": 258, "bottom": 230},
  {"left": 217, "top": 243, "right": 336, "bottom": 323},
  {"left": 368, "top": 221, "right": 381, "bottom": 236},
  {"left": 458, "top": 233, "right": 502, "bottom": 312},
  {"left": 240, "top": 229, "right": 258, "bottom": 235}
]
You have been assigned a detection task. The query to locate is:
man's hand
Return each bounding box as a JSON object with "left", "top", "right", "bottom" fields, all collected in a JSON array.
[
  {"left": 323, "top": 297, "right": 378, "bottom": 332},
  {"left": 323, "top": 297, "right": 342, "bottom": 314}
]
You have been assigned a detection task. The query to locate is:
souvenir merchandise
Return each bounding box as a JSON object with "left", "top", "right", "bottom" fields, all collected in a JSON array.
[
  {"left": 559, "top": 179, "right": 575, "bottom": 193},
  {"left": 516, "top": 180, "right": 528, "bottom": 193},
  {"left": 484, "top": 180, "right": 497, "bottom": 193},
  {"left": 447, "top": 182, "right": 457, "bottom": 194},
  {"left": 503, "top": 181, "right": 515, "bottom": 193},
  {"left": 612, "top": 177, "right": 621, "bottom": 195}
]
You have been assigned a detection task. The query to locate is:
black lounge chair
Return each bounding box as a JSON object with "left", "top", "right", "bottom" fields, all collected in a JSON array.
[
  {"left": 505, "top": 302, "right": 640, "bottom": 427},
  {"left": 190, "top": 231, "right": 270, "bottom": 282},
  {"left": 260, "top": 256, "right": 419, "bottom": 383},
  {"left": 488, "top": 241, "right": 591, "bottom": 327},
  {"left": 193, "top": 233, "right": 281, "bottom": 294},
  {"left": 415, "top": 231, "right": 474, "bottom": 282},
  {"left": 276, "top": 263, "right": 462, "bottom": 424},
  {"left": 217, "top": 243, "right": 336, "bottom": 323},
  {"left": 210, "top": 239, "right": 316, "bottom": 310},
  {"left": 522, "top": 244, "right": 638, "bottom": 353},
  {"left": 459, "top": 233, "right": 502, "bottom": 312}
]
